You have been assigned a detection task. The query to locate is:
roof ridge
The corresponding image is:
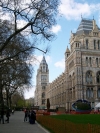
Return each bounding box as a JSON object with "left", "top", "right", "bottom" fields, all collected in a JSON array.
[{"left": 81, "top": 18, "right": 93, "bottom": 21}]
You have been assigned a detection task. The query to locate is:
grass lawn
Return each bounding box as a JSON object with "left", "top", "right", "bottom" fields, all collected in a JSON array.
[{"left": 50, "top": 114, "right": 100, "bottom": 125}]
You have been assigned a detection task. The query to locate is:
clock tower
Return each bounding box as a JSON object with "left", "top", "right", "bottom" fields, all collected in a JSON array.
[{"left": 34, "top": 56, "right": 49, "bottom": 109}]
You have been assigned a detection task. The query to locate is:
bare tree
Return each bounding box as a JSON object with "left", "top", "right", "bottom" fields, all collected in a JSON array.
[
  {"left": 0, "top": 0, "right": 59, "bottom": 108},
  {"left": 0, "top": 0, "right": 59, "bottom": 53},
  {"left": 0, "top": 20, "right": 34, "bottom": 108}
]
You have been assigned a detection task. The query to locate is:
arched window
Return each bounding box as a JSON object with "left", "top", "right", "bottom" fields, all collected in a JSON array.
[
  {"left": 42, "top": 66, "right": 45, "bottom": 72},
  {"left": 76, "top": 43, "right": 77, "bottom": 47},
  {"left": 42, "top": 99, "right": 45, "bottom": 104},
  {"left": 86, "top": 88, "right": 93, "bottom": 98},
  {"left": 97, "top": 88, "right": 100, "bottom": 98},
  {"left": 97, "top": 71, "right": 100, "bottom": 83},
  {"left": 89, "top": 57, "right": 91, "bottom": 66},
  {"left": 42, "top": 92, "right": 45, "bottom": 98},
  {"left": 78, "top": 43, "right": 79, "bottom": 47},
  {"left": 86, "top": 71, "right": 93, "bottom": 84},
  {"left": 86, "top": 39, "right": 88, "bottom": 49},
  {"left": 69, "top": 75, "right": 72, "bottom": 88},
  {"left": 96, "top": 58, "right": 98, "bottom": 66},
  {"left": 86, "top": 88, "right": 90, "bottom": 98},
  {"left": 94, "top": 40, "right": 96, "bottom": 49},
  {"left": 73, "top": 73, "right": 75, "bottom": 86},
  {"left": 98, "top": 40, "right": 100, "bottom": 49},
  {"left": 86, "top": 57, "right": 88, "bottom": 66},
  {"left": 91, "top": 88, "right": 93, "bottom": 97}
]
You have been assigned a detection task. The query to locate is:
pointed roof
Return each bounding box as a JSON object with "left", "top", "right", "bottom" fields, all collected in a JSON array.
[
  {"left": 40, "top": 56, "right": 46, "bottom": 64},
  {"left": 65, "top": 46, "right": 70, "bottom": 53},
  {"left": 76, "top": 18, "right": 100, "bottom": 35}
]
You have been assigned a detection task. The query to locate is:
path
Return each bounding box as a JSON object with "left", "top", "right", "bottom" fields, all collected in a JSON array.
[{"left": 0, "top": 111, "right": 50, "bottom": 133}]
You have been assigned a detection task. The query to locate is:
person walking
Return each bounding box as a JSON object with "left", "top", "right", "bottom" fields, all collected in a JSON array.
[
  {"left": 24, "top": 109, "right": 28, "bottom": 122},
  {"left": 30, "top": 110, "right": 36, "bottom": 124},
  {"left": 0, "top": 108, "right": 4, "bottom": 124},
  {"left": 5, "top": 109, "right": 10, "bottom": 123},
  {"left": 28, "top": 110, "right": 31, "bottom": 122},
  {"left": 12, "top": 109, "right": 14, "bottom": 114}
]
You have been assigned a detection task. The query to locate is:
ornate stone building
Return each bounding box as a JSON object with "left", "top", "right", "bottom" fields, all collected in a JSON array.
[
  {"left": 35, "top": 18, "right": 100, "bottom": 110},
  {"left": 46, "top": 72, "right": 67, "bottom": 109},
  {"left": 34, "top": 56, "right": 49, "bottom": 109}
]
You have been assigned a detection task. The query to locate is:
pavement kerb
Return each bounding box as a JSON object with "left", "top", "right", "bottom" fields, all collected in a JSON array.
[{"left": 36, "top": 121, "right": 51, "bottom": 133}]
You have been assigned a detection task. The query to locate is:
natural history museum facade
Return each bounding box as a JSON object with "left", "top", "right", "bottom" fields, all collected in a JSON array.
[{"left": 34, "top": 18, "right": 100, "bottom": 110}]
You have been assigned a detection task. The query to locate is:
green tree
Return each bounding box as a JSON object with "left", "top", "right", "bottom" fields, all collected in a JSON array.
[
  {"left": 47, "top": 98, "right": 50, "bottom": 112},
  {"left": 11, "top": 92, "right": 25, "bottom": 108}
]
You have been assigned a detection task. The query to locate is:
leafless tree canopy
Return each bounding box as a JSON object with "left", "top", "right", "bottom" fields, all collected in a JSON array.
[
  {"left": 0, "top": 20, "right": 33, "bottom": 107},
  {"left": 0, "top": 0, "right": 59, "bottom": 52},
  {"left": 0, "top": 0, "right": 59, "bottom": 108}
]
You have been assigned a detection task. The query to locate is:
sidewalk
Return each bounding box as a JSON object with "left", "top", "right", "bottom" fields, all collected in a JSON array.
[{"left": 0, "top": 111, "right": 50, "bottom": 133}]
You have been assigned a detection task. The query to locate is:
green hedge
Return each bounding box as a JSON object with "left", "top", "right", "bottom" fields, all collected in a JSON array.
[{"left": 75, "top": 102, "right": 91, "bottom": 110}]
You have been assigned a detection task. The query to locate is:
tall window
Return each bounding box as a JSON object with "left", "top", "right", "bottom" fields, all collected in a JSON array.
[
  {"left": 89, "top": 57, "right": 92, "bottom": 66},
  {"left": 97, "top": 88, "right": 100, "bottom": 98},
  {"left": 86, "top": 39, "right": 88, "bottom": 49},
  {"left": 86, "top": 71, "right": 93, "bottom": 84},
  {"left": 42, "top": 92, "right": 45, "bottom": 98},
  {"left": 94, "top": 40, "right": 96, "bottom": 49},
  {"left": 98, "top": 40, "right": 100, "bottom": 49},
  {"left": 41, "top": 75, "right": 47, "bottom": 81},
  {"left": 91, "top": 88, "right": 93, "bottom": 97},
  {"left": 86, "top": 88, "right": 90, "bottom": 98},
  {"left": 86, "top": 57, "right": 88, "bottom": 66},
  {"left": 78, "top": 43, "right": 79, "bottom": 47},
  {"left": 73, "top": 73, "right": 75, "bottom": 86},
  {"left": 96, "top": 58, "right": 98, "bottom": 66},
  {"left": 42, "top": 86, "right": 46, "bottom": 90},
  {"left": 97, "top": 71, "right": 100, "bottom": 83},
  {"left": 42, "top": 66, "right": 45, "bottom": 72},
  {"left": 86, "top": 88, "right": 93, "bottom": 98},
  {"left": 42, "top": 99, "right": 45, "bottom": 104},
  {"left": 69, "top": 75, "right": 72, "bottom": 89}
]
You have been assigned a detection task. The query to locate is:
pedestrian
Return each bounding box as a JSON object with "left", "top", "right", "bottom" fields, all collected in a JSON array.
[
  {"left": 30, "top": 110, "right": 36, "bottom": 124},
  {"left": 0, "top": 108, "right": 4, "bottom": 124},
  {"left": 28, "top": 110, "right": 31, "bottom": 122},
  {"left": 12, "top": 109, "right": 14, "bottom": 114},
  {"left": 5, "top": 109, "right": 10, "bottom": 123},
  {"left": 24, "top": 109, "right": 28, "bottom": 122}
]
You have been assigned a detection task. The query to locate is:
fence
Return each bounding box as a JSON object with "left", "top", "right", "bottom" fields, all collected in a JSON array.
[{"left": 36, "top": 115, "right": 100, "bottom": 133}]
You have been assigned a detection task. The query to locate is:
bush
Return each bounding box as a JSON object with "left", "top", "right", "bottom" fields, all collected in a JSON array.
[{"left": 75, "top": 102, "right": 91, "bottom": 110}]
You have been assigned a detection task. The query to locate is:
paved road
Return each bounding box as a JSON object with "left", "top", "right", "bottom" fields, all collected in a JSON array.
[{"left": 0, "top": 111, "right": 50, "bottom": 133}]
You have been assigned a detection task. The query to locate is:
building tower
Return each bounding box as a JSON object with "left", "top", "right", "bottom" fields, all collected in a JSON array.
[
  {"left": 35, "top": 18, "right": 100, "bottom": 111},
  {"left": 34, "top": 56, "right": 49, "bottom": 109},
  {"left": 65, "top": 18, "right": 100, "bottom": 110}
]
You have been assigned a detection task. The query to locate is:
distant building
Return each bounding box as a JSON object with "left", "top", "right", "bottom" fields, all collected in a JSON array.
[
  {"left": 34, "top": 56, "right": 49, "bottom": 109},
  {"left": 35, "top": 18, "right": 100, "bottom": 110}
]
